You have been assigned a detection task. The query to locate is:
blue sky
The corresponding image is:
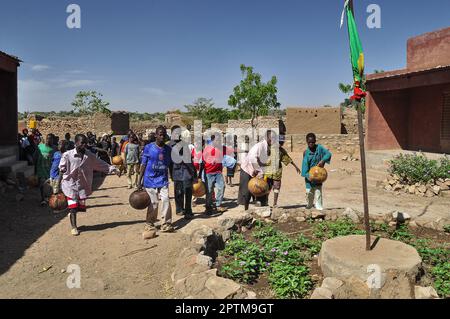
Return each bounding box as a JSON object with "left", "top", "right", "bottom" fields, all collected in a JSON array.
[{"left": 1, "top": 0, "right": 449, "bottom": 113}]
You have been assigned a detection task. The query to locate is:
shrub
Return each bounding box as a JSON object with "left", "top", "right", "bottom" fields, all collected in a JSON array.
[{"left": 388, "top": 153, "right": 450, "bottom": 185}]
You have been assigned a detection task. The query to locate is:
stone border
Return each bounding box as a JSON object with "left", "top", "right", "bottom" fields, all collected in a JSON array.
[
  {"left": 171, "top": 206, "right": 449, "bottom": 299},
  {"left": 171, "top": 213, "right": 258, "bottom": 299}
]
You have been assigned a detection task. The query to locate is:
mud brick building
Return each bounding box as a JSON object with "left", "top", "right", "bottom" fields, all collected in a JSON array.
[
  {"left": 285, "top": 107, "right": 341, "bottom": 135},
  {"left": 0, "top": 51, "right": 33, "bottom": 178},
  {"left": 366, "top": 27, "right": 450, "bottom": 153}
]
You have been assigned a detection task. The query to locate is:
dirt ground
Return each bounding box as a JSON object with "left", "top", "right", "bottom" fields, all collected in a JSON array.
[{"left": 0, "top": 149, "right": 448, "bottom": 298}]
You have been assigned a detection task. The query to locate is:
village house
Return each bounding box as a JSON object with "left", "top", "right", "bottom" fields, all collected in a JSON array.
[
  {"left": 365, "top": 27, "right": 450, "bottom": 154},
  {"left": 0, "top": 51, "right": 33, "bottom": 179}
]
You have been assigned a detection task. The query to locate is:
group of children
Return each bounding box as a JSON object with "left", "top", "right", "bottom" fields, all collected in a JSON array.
[{"left": 31, "top": 124, "right": 331, "bottom": 237}]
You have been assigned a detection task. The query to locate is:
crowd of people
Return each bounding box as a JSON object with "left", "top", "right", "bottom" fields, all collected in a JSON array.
[{"left": 20, "top": 125, "right": 332, "bottom": 237}]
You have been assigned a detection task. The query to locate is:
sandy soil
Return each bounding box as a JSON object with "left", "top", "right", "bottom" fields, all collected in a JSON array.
[{"left": 0, "top": 149, "right": 448, "bottom": 298}]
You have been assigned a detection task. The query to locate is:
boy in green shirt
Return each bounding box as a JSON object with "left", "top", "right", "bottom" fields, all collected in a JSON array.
[
  {"left": 36, "top": 134, "right": 55, "bottom": 206},
  {"left": 301, "top": 133, "right": 332, "bottom": 211}
]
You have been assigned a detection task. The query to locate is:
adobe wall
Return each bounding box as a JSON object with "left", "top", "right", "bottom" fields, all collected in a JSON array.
[
  {"left": 32, "top": 113, "right": 113, "bottom": 139},
  {"left": 283, "top": 134, "right": 360, "bottom": 154},
  {"left": 408, "top": 84, "right": 450, "bottom": 153},
  {"left": 365, "top": 90, "right": 410, "bottom": 151},
  {"left": 286, "top": 107, "right": 341, "bottom": 135},
  {"left": 407, "top": 27, "right": 450, "bottom": 71}
]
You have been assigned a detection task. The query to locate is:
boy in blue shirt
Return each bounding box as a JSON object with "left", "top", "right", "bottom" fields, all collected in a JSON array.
[
  {"left": 138, "top": 126, "right": 174, "bottom": 237},
  {"left": 301, "top": 133, "right": 332, "bottom": 211},
  {"left": 50, "top": 141, "right": 68, "bottom": 195}
]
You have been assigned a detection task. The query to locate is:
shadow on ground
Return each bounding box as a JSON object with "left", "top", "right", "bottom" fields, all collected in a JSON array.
[{"left": 0, "top": 173, "right": 107, "bottom": 275}]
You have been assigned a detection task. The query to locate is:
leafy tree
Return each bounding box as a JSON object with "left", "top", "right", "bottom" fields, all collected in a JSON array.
[
  {"left": 374, "top": 69, "right": 385, "bottom": 74},
  {"left": 228, "top": 64, "right": 281, "bottom": 129},
  {"left": 71, "top": 91, "right": 111, "bottom": 115},
  {"left": 338, "top": 82, "right": 366, "bottom": 113},
  {"left": 184, "top": 98, "right": 214, "bottom": 118}
]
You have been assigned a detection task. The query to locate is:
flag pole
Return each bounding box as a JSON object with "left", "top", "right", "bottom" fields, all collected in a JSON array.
[
  {"left": 356, "top": 103, "right": 371, "bottom": 251},
  {"left": 342, "top": 0, "right": 371, "bottom": 250}
]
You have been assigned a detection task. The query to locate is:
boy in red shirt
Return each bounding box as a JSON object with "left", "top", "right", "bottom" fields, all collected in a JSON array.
[{"left": 200, "top": 133, "right": 231, "bottom": 215}]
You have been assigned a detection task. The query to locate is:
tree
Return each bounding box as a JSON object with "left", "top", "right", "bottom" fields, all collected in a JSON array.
[
  {"left": 71, "top": 91, "right": 111, "bottom": 115},
  {"left": 338, "top": 82, "right": 366, "bottom": 113},
  {"left": 184, "top": 98, "right": 214, "bottom": 118},
  {"left": 228, "top": 64, "right": 280, "bottom": 129}
]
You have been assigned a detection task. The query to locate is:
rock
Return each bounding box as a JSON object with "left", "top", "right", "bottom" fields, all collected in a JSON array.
[
  {"left": 270, "top": 208, "right": 284, "bottom": 220},
  {"left": 278, "top": 213, "right": 289, "bottom": 223},
  {"left": 142, "top": 230, "right": 157, "bottom": 240},
  {"left": 425, "top": 190, "right": 434, "bottom": 197},
  {"left": 342, "top": 207, "right": 360, "bottom": 223},
  {"left": 321, "top": 277, "right": 344, "bottom": 293},
  {"left": 253, "top": 207, "right": 272, "bottom": 218},
  {"left": 393, "top": 184, "right": 403, "bottom": 192},
  {"left": 310, "top": 287, "right": 333, "bottom": 299},
  {"left": 341, "top": 156, "right": 349, "bottom": 161},
  {"left": 196, "top": 253, "right": 213, "bottom": 267},
  {"left": 432, "top": 186, "right": 441, "bottom": 195},
  {"left": 217, "top": 218, "right": 236, "bottom": 230},
  {"left": 311, "top": 211, "right": 326, "bottom": 219},
  {"left": 388, "top": 179, "right": 396, "bottom": 186},
  {"left": 205, "top": 276, "right": 242, "bottom": 299},
  {"left": 246, "top": 291, "right": 257, "bottom": 299},
  {"left": 384, "top": 185, "right": 393, "bottom": 191},
  {"left": 436, "top": 180, "right": 448, "bottom": 189},
  {"left": 392, "top": 211, "right": 411, "bottom": 223},
  {"left": 174, "top": 269, "right": 217, "bottom": 298},
  {"left": 433, "top": 218, "right": 449, "bottom": 232},
  {"left": 408, "top": 185, "right": 416, "bottom": 194},
  {"left": 334, "top": 276, "right": 371, "bottom": 299},
  {"left": 296, "top": 216, "right": 306, "bottom": 222},
  {"left": 418, "top": 185, "right": 427, "bottom": 193},
  {"left": 319, "top": 236, "right": 422, "bottom": 290},
  {"left": 415, "top": 286, "right": 439, "bottom": 299},
  {"left": 221, "top": 230, "right": 231, "bottom": 242}
]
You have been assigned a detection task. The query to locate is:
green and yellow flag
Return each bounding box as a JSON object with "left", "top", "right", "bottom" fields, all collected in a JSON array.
[{"left": 341, "top": 0, "right": 366, "bottom": 101}]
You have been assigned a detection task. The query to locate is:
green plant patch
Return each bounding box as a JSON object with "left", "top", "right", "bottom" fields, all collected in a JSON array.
[
  {"left": 218, "top": 218, "right": 450, "bottom": 299},
  {"left": 388, "top": 153, "right": 450, "bottom": 185}
]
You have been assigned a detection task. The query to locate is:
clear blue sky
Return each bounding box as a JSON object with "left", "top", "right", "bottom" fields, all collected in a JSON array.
[{"left": 1, "top": 0, "right": 449, "bottom": 113}]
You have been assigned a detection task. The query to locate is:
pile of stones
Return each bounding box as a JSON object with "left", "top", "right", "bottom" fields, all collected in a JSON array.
[{"left": 379, "top": 174, "right": 450, "bottom": 197}]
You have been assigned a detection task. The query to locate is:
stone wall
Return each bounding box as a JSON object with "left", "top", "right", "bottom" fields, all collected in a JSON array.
[
  {"left": 284, "top": 134, "right": 360, "bottom": 154},
  {"left": 286, "top": 107, "right": 341, "bottom": 135},
  {"left": 35, "top": 113, "right": 113, "bottom": 139}
]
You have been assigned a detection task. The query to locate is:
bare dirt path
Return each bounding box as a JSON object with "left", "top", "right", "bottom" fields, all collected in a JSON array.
[
  {"left": 0, "top": 174, "right": 188, "bottom": 298},
  {"left": 0, "top": 151, "right": 447, "bottom": 298}
]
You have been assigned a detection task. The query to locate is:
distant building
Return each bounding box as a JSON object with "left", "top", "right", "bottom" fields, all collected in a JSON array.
[
  {"left": 366, "top": 27, "right": 450, "bottom": 153},
  {"left": 285, "top": 107, "right": 341, "bottom": 135}
]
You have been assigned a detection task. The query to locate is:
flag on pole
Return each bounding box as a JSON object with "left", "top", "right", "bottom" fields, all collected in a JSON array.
[{"left": 342, "top": 0, "right": 366, "bottom": 101}]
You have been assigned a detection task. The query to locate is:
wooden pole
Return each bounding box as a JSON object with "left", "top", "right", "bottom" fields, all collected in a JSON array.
[{"left": 357, "top": 105, "right": 371, "bottom": 251}]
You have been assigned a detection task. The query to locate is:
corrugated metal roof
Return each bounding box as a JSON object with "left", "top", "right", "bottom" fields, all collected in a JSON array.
[
  {"left": 0, "top": 50, "right": 22, "bottom": 62},
  {"left": 367, "top": 65, "right": 450, "bottom": 82}
]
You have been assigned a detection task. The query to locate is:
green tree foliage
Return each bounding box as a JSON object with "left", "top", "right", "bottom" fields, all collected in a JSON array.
[
  {"left": 338, "top": 82, "right": 366, "bottom": 113},
  {"left": 71, "top": 91, "right": 111, "bottom": 115},
  {"left": 184, "top": 98, "right": 240, "bottom": 128},
  {"left": 228, "top": 64, "right": 281, "bottom": 128}
]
